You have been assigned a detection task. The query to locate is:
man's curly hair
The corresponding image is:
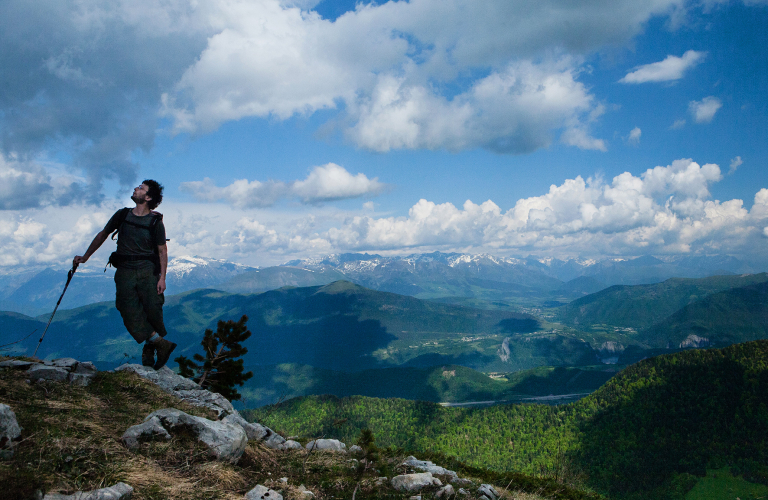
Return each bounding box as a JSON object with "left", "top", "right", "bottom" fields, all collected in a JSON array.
[{"left": 143, "top": 179, "right": 164, "bottom": 210}]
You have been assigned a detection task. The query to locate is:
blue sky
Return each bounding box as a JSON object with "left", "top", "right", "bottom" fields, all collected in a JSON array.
[{"left": 0, "top": 0, "right": 767, "bottom": 268}]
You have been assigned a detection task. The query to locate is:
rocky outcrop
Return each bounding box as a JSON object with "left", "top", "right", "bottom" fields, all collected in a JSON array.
[
  {"left": 115, "top": 364, "right": 286, "bottom": 449},
  {"left": 0, "top": 358, "right": 98, "bottom": 387},
  {"left": 391, "top": 472, "right": 442, "bottom": 492},
  {"left": 222, "top": 413, "right": 270, "bottom": 441},
  {"left": 176, "top": 389, "right": 235, "bottom": 416},
  {"left": 245, "top": 485, "right": 283, "bottom": 500},
  {"left": 3, "top": 357, "right": 286, "bottom": 459},
  {"left": 305, "top": 439, "right": 346, "bottom": 452},
  {"left": 0, "top": 404, "right": 21, "bottom": 459},
  {"left": 114, "top": 364, "right": 199, "bottom": 393},
  {"left": 114, "top": 364, "right": 285, "bottom": 449},
  {"left": 134, "top": 408, "right": 247, "bottom": 463},
  {"left": 277, "top": 440, "right": 302, "bottom": 450},
  {"left": 42, "top": 482, "right": 133, "bottom": 500},
  {"left": 121, "top": 416, "right": 172, "bottom": 449},
  {"left": 679, "top": 334, "right": 710, "bottom": 348},
  {"left": 403, "top": 456, "right": 458, "bottom": 480},
  {"left": 477, "top": 484, "right": 499, "bottom": 500},
  {"left": 436, "top": 485, "right": 455, "bottom": 498}
]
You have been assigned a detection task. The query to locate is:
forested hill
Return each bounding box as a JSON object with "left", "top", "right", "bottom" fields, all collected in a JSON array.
[
  {"left": 252, "top": 340, "right": 768, "bottom": 499},
  {"left": 559, "top": 273, "right": 768, "bottom": 329},
  {"left": 4, "top": 280, "right": 537, "bottom": 371},
  {"left": 639, "top": 280, "right": 768, "bottom": 348}
]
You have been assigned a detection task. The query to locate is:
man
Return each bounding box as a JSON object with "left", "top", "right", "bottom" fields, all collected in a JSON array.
[{"left": 74, "top": 180, "right": 177, "bottom": 369}]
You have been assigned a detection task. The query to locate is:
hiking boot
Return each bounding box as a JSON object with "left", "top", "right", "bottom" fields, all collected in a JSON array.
[
  {"left": 142, "top": 342, "right": 156, "bottom": 367},
  {"left": 153, "top": 337, "right": 177, "bottom": 370}
]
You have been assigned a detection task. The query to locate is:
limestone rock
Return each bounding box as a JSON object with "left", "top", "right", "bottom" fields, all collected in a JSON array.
[
  {"left": 457, "top": 488, "right": 469, "bottom": 496},
  {"left": 176, "top": 389, "right": 234, "bottom": 417},
  {"left": 305, "top": 438, "right": 346, "bottom": 452},
  {"left": 262, "top": 432, "right": 287, "bottom": 449},
  {"left": 45, "top": 358, "right": 79, "bottom": 370},
  {"left": 478, "top": 484, "right": 499, "bottom": 500},
  {"left": 391, "top": 472, "right": 441, "bottom": 493},
  {"left": 403, "top": 456, "right": 458, "bottom": 480},
  {"left": 375, "top": 477, "right": 388, "bottom": 487},
  {"left": 451, "top": 478, "right": 473, "bottom": 487},
  {"left": 3, "top": 358, "right": 98, "bottom": 388},
  {"left": 245, "top": 485, "right": 283, "bottom": 500},
  {"left": 144, "top": 408, "right": 247, "bottom": 463},
  {"left": 222, "top": 413, "right": 270, "bottom": 441},
  {"left": 67, "top": 372, "right": 95, "bottom": 387},
  {"left": 0, "top": 404, "right": 22, "bottom": 459},
  {"left": 74, "top": 362, "right": 98, "bottom": 375},
  {"left": 122, "top": 416, "right": 172, "bottom": 449},
  {"left": 436, "top": 485, "right": 455, "bottom": 498},
  {"left": 28, "top": 364, "right": 68, "bottom": 383},
  {"left": 297, "top": 485, "right": 314, "bottom": 499},
  {"left": 277, "top": 440, "right": 302, "bottom": 450},
  {"left": 0, "top": 360, "right": 37, "bottom": 370},
  {"left": 348, "top": 444, "right": 363, "bottom": 454},
  {"left": 115, "top": 364, "right": 199, "bottom": 393},
  {"left": 42, "top": 482, "right": 133, "bottom": 500}
]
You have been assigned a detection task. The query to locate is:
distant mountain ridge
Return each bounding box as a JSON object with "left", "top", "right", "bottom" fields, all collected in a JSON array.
[
  {"left": 284, "top": 251, "right": 758, "bottom": 285},
  {"left": 560, "top": 273, "right": 768, "bottom": 330},
  {"left": 0, "top": 251, "right": 761, "bottom": 316},
  {"left": 3, "top": 280, "right": 538, "bottom": 373},
  {"left": 0, "top": 256, "right": 257, "bottom": 315}
]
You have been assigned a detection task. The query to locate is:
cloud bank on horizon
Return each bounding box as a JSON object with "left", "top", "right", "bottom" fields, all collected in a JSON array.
[{"left": 3, "top": 159, "right": 768, "bottom": 268}]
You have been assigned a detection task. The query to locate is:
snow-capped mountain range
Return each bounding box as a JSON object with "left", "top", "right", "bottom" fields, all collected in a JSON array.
[{"left": 0, "top": 252, "right": 760, "bottom": 316}]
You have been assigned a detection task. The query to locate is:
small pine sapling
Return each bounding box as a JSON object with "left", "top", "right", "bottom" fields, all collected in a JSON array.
[
  {"left": 175, "top": 315, "right": 254, "bottom": 401},
  {"left": 355, "top": 428, "right": 379, "bottom": 475}
]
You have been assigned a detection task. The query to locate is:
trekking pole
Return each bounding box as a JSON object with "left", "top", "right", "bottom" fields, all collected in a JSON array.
[{"left": 33, "top": 263, "right": 78, "bottom": 357}]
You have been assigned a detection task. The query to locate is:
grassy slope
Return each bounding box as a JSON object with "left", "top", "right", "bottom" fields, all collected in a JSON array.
[
  {"left": 253, "top": 340, "right": 768, "bottom": 499},
  {"left": 559, "top": 273, "right": 768, "bottom": 330},
  {"left": 0, "top": 360, "right": 592, "bottom": 500}
]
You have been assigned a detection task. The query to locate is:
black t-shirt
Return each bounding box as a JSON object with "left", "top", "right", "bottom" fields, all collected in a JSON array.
[{"left": 104, "top": 209, "right": 167, "bottom": 270}]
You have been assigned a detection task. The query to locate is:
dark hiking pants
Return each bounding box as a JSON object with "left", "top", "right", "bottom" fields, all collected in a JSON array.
[{"left": 114, "top": 266, "right": 167, "bottom": 343}]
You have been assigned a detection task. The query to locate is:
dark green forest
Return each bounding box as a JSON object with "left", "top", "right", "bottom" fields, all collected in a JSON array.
[
  {"left": 559, "top": 273, "right": 768, "bottom": 329},
  {"left": 248, "top": 340, "right": 768, "bottom": 499}
]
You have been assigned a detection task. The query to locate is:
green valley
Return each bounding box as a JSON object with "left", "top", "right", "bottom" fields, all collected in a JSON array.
[{"left": 240, "top": 363, "right": 618, "bottom": 407}]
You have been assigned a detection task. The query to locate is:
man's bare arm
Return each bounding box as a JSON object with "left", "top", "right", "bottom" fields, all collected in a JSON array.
[
  {"left": 73, "top": 230, "right": 109, "bottom": 266},
  {"left": 157, "top": 243, "right": 167, "bottom": 294}
]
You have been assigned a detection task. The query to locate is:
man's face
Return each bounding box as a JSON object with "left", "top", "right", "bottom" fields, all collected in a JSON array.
[{"left": 131, "top": 184, "right": 151, "bottom": 205}]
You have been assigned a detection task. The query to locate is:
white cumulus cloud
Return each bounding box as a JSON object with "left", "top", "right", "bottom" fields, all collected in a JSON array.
[
  {"left": 619, "top": 50, "right": 706, "bottom": 83},
  {"left": 292, "top": 163, "right": 385, "bottom": 203},
  {"left": 626, "top": 127, "right": 642, "bottom": 146},
  {"left": 689, "top": 96, "right": 722, "bottom": 123},
  {"left": 180, "top": 163, "right": 385, "bottom": 207},
  {"left": 347, "top": 59, "right": 605, "bottom": 153},
  {"left": 0, "top": 155, "right": 87, "bottom": 210},
  {"left": 729, "top": 156, "right": 743, "bottom": 174},
  {"left": 160, "top": 0, "right": 690, "bottom": 154},
  {"left": 3, "top": 159, "right": 768, "bottom": 269}
]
